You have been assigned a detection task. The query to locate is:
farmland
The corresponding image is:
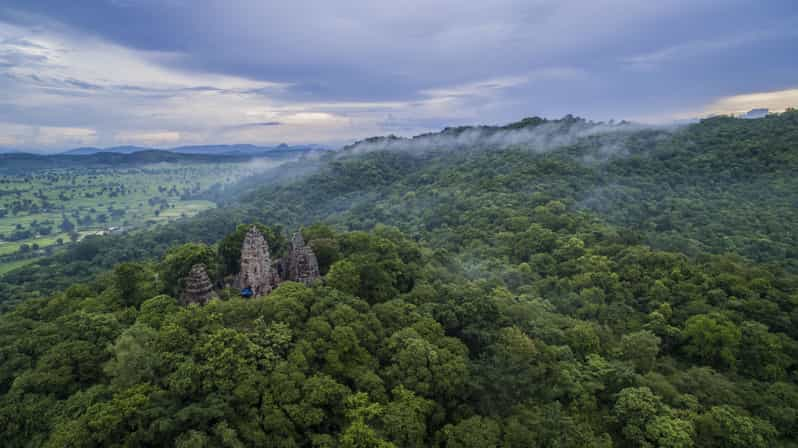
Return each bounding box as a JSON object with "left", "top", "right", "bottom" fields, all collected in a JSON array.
[{"left": 0, "top": 161, "right": 271, "bottom": 272}]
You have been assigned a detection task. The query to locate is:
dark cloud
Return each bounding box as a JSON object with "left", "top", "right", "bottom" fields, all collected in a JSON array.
[
  {"left": 0, "top": 0, "right": 796, "bottom": 150},
  {"left": 225, "top": 122, "right": 283, "bottom": 130},
  {"left": 3, "top": 0, "right": 795, "bottom": 104}
]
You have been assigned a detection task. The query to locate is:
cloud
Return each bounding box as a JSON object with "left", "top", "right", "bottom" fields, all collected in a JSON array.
[
  {"left": 702, "top": 88, "right": 798, "bottom": 116},
  {"left": 0, "top": 0, "right": 796, "bottom": 150},
  {"left": 622, "top": 20, "right": 798, "bottom": 71},
  {"left": 0, "top": 121, "right": 98, "bottom": 148},
  {"left": 114, "top": 130, "right": 181, "bottom": 146},
  {"left": 342, "top": 118, "right": 655, "bottom": 159},
  {"left": 26, "top": 125, "right": 96, "bottom": 146},
  {"left": 37, "top": 126, "right": 97, "bottom": 145},
  {"left": 637, "top": 88, "right": 798, "bottom": 123},
  {"left": 420, "top": 76, "right": 531, "bottom": 99},
  {"left": 227, "top": 121, "right": 282, "bottom": 129},
  {"left": 0, "top": 134, "right": 16, "bottom": 146},
  {"left": 420, "top": 69, "right": 583, "bottom": 99}
]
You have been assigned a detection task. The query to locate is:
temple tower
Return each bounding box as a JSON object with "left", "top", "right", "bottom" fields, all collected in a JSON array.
[
  {"left": 236, "top": 226, "right": 279, "bottom": 297},
  {"left": 286, "top": 231, "right": 321, "bottom": 285},
  {"left": 181, "top": 264, "right": 215, "bottom": 306}
]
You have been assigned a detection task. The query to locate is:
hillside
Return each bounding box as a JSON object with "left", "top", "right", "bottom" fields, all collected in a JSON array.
[
  {"left": 0, "top": 113, "right": 796, "bottom": 446},
  {"left": 3, "top": 112, "right": 797, "bottom": 304}
]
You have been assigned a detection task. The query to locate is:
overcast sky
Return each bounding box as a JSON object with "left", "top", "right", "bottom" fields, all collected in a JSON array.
[{"left": 0, "top": 0, "right": 796, "bottom": 151}]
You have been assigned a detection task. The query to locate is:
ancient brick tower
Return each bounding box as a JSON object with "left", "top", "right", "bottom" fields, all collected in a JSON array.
[
  {"left": 285, "top": 231, "right": 321, "bottom": 285},
  {"left": 236, "top": 225, "right": 279, "bottom": 297},
  {"left": 181, "top": 264, "right": 215, "bottom": 305}
]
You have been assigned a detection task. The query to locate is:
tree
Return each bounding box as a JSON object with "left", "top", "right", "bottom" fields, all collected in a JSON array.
[
  {"left": 327, "top": 260, "right": 361, "bottom": 296},
  {"left": 113, "top": 262, "right": 154, "bottom": 307},
  {"left": 645, "top": 416, "right": 695, "bottom": 448},
  {"left": 477, "top": 327, "right": 548, "bottom": 410},
  {"left": 503, "top": 403, "right": 612, "bottom": 448},
  {"left": 737, "top": 321, "right": 788, "bottom": 381},
  {"left": 60, "top": 216, "right": 75, "bottom": 232},
  {"left": 441, "top": 416, "right": 501, "bottom": 448},
  {"left": 104, "top": 324, "right": 161, "bottom": 388},
  {"left": 303, "top": 223, "right": 341, "bottom": 274},
  {"left": 681, "top": 313, "right": 740, "bottom": 369},
  {"left": 159, "top": 243, "right": 217, "bottom": 297},
  {"left": 613, "top": 387, "right": 662, "bottom": 446},
  {"left": 695, "top": 406, "right": 776, "bottom": 448},
  {"left": 380, "top": 386, "right": 434, "bottom": 447},
  {"left": 137, "top": 294, "right": 179, "bottom": 329},
  {"left": 339, "top": 393, "right": 395, "bottom": 448},
  {"left": 564, "top": 321, "right": 601, "bottom": 358},
  {"left": 619, "top": 330, "right": 661, "bottom": 372},
  {"left": 384, "top": 325, "right": 468, "bottom": 401}
]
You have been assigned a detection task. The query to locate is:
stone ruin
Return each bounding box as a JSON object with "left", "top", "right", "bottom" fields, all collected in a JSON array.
[
  {"left": 179, "top": 225, "right": 323, "bottom": 304},
  {"left": 235, "top": 225, "right": 280, "bottom": 297},
  {"left": 284, "top": 231, "right": 321, "bottom": 286},
  {"left": 181, "top": 264, "right": 215, "bottom": 306}
]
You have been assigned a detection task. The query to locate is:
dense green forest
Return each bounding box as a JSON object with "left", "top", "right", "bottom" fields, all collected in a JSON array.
[{"left": 0, "top": 112, "right": 796, "bottom": 446}]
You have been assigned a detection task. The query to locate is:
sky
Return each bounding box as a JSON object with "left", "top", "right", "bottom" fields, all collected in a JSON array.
[{"left": 0, "top": 0, "right": 796, "bottom": 152}]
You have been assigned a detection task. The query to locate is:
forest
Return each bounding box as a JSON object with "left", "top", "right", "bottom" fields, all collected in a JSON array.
[{"left": 0, "top": 112, "right": 796, "bottom": 447}]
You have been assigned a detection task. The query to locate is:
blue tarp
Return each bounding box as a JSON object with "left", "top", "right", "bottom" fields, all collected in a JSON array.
[{"left": 241, "top": 287, "right": 254, "bottom": 298}]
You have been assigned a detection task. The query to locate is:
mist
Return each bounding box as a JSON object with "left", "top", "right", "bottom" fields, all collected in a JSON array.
[{"left": 339, "top": 118, "right": 671, "bottom": 162}]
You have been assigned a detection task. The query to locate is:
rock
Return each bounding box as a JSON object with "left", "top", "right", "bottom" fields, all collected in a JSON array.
[
  {"left": 285, "top": 231, "right": 321, "bottom": 285},
  {"left": 236, "top": 225, "right": 279, "bottom": 297},
  {"left": 181, "top": 264, "right": 215, "bottom": 305}
]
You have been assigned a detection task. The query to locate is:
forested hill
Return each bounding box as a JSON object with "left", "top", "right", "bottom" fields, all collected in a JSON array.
[
  {"left": 0, "top": 112, "right": 796, "bottom": 446},
  {"left": 248, "top": 110, "right": 798, "bottom": 269},
  {"left": 2, "top": 112, "right": 797, "bottom": 304}
]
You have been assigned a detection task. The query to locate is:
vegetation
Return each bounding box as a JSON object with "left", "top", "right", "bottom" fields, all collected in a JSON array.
[
  {"left": 0, "top": 112, "right": 796, "bottom": 446},
  {"left": 0, "top": 161, "right": 290, "bottom": 274}
]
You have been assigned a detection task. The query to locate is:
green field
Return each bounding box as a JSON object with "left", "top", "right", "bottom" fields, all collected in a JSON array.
[{"left": 0, "top": 162, "right": 264, "bottom": 272}]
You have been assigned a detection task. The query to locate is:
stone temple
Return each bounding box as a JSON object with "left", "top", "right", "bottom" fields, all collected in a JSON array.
[
  {"left": 179, "top": 225, "right": 324, "bottom": 304},
  {"left": 284, "top": 231, "right": 321, "bottom": 285},
  {"left": 235, "top": 225, "right": 280, "bottom": 297},
  {"left": 181, "top": 264, "right": 215, "bottom": 306}
]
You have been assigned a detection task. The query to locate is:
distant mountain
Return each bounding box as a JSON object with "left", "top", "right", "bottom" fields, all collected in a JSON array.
[
  {"left": 58, "top": 143, "right": 330, "bottom": 156},
  {"left": 63, "top": 145, "right": 152, "bottom": 155},
  {"left": 169, "top": 143, "right": 329, "bottom": 156},
  {"left": 0, "top": 145, "right": 329, "bottom": 173}
]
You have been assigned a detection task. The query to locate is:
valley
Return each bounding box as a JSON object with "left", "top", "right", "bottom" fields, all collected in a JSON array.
[{"left": 0, "top": 161, "right": 288, "bottom": 273}]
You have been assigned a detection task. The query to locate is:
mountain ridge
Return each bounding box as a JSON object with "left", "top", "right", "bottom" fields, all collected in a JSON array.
[{"left": 63, "top": 143, "right": 330, "bottom": 156}]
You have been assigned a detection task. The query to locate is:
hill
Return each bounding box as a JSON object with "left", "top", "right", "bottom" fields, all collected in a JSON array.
[
  {"left": 62, "top": 146, "right": 153, "bottom": 155},
  {"left": 59, "top": 143, "right": 329, "bottom": 156},
  {"left": 3, "top": 111, "right": 797, "bottom": 303},
  {"left": 0, "top": 147, "right": 325, "bottom": 173},
  {"left": 0, "top": 112, "right": 796, "bottom": 446},
  {"left": 168, "top": 143, "right": 329, "bottom": 156}
]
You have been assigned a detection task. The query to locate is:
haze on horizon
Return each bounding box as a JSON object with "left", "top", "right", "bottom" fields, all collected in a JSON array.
[{"left": 0, "top": 0, "right": 796, "bottom": 152}]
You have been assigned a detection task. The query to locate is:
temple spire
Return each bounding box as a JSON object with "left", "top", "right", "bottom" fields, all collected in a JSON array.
[
  {"left": 181, "top": 264, "right": 215, "bottom": 306},
  {"left": 285, "top": 230, "right": 321, "bottom": 285},
  {"left": 236, "top": 225, "right": 279, "bottom": 297}
]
